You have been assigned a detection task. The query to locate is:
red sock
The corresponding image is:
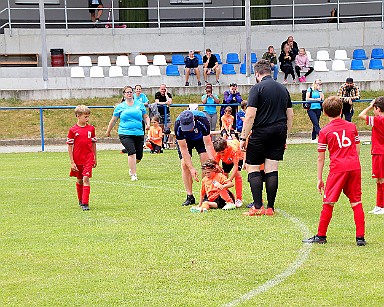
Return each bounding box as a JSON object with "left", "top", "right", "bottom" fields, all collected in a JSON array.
[
  {"left": 317, "top": 204, "right": 334, "bottom": 237},
  {"left": 378, "top": 182, "right": 384, "bottom": 208},
  {"left": 76, "top": 182, "right": 83, "bottom": 202},
  {"left": 82, "top": 186, "right": 90, "bottom": 205},
  {"left": 235, "top": 176, "right": 243, "bottom": 200},
  {"left": 352, "top": 203, "right": 365, "bottom": 238},
  {"left": 219, "top": 189, "right": 233, "bottom": 203}
]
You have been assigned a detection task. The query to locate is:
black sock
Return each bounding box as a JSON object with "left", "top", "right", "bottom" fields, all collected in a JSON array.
[
  {"left": 248, "top": 172, "right": 263, "bottom": 209},
  {"left": 265, "top": 171, "right": 278, "bottom": 210}
]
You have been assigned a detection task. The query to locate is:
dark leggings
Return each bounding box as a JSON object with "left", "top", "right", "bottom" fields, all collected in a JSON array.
[
  {"left": 295, "top": 66, "right": 314, "bottom": 78},
  {"left": 281, "top": 65, "right": 295, "bottom": 80}
]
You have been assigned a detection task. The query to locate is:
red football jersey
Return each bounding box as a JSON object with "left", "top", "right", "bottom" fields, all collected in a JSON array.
[
  {"left": 366, "top": 116, "right": 384, "bottom": 155},
  {"left": 66, "top": 124, "right": 97, "bottom": 165},
  {"left": 318, "top": 118, "right": 360, "bottom": 173}
]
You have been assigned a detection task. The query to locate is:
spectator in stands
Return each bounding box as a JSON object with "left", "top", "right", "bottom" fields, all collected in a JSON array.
[
  {"left": 184, "top": 50, "right": 202, "bottom": 87},
  {"left": 203, "top": 48, "right": 221, "bottom": 85},
  {"left": 133, "top": 84, "right": 149, "bottom": 106},
  {"left": 280, "top": 35, "right": 299, "bottom": 55},
  {"left": 295, "top": 48, "right": 314, "bottom": 83},
  {"left": 279, "top": 43, "right": 296, "bottom": 84},
  {"left": 306, "top": 79, "right": 325, "bottom": 142},
  {"left": 236, "top": 100, "right": 247, "bottom": 133},
  {"left": 155, "top": 84, "right": 172, "bottom": 127},
  {"left": 88, "top": 0, "right": 103, "bottom": 26},
  {"left": 337, "top": 77, "right": 360, "bottom": 122},
  {"left": 262, "top": 46, "right": 279, "bottom": 81},
  {"left": 106, "top": 85, "right": 150, "bottom": 181},
  {"left": 201, "top": 83, "right": 220, "bottom": 131},
  {"left": 222, "top": 83, "right": 243, "bottom": 128}
]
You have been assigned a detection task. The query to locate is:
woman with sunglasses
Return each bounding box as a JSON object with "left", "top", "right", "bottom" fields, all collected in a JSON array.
[
  {"left": 106, "top": 85, "right": 150, "bottom": 181},
  {"left": 305, "top": 79, "right": 325, "bottom": 142}
]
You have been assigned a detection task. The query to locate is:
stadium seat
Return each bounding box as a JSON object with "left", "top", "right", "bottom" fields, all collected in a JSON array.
[
  {"left": 350, "top": 59, "right": 366, "bottom": 70},
  {"left": 334, "top": 50, "right": 349, "bottom": 60},
  {"left": 243, "top": 53, "right": 257, "bottom": 63},
  {"left": 166, "top": 65, "right": 180, "bottom": 76},
  {"left": 369, "top": 58, "right": 384, "bottom": 70},
  {"left": 89, "top": 66, "right": 104, "bottom": 77},
  {"left": 226, "top": 53, "right": 240, "bottom": 64},
  {"left": 332, "top": 60, "right": 348, "bottom": 71},
  {"left": 316, "top": 50, "right": 331, "bottom": 61},
  {"left": 240, "top": 63, "right": 254, "bottom": 74},
  {"left": 128, "top": 65, "right": 142, "bottom": 76},
  {"left": 195, "top": 53, "right": 203, "bottom": 65},
  {"left": 153, "top": 55, "right": 167, "bottom": 66},
  {"left": 70, "top": 66, "right": 85, "bottom": 78},
  {"left": 171, "top": 54, "right": 185, "bottom": 65},
  {"left": 353, "top": 49, "right": 368, "bottom": 60},
  {"left": 313, "top": 61, "right": 329, "bottom": 72},
  {"left": 213, "top": 53, "right": 222, "bottom": 64},
  {"left": 371, "top": 48, "right": 384, "bottom": 59},
  {"left": 116, "top": 55, "right": 130, "bottom": 67},
  {"left": 108, "top": 66, "right": 123, "bottom": 77},
  {"left": 222, "top": 63, "right": 236, "bottom": 74},
  {"left": 146, "top": 65, "right": 161, "bottom": 76},
  {"left": 134, "top": 55, "right": 149, "bottom": 66},
  {"left": 78, "top": 56, "right": 92, "bottom": 67},
  {"left": 306, "top": 51, "right": 313, "bottom": 62},
  {"left": 97, "top": 56, "right": 111, "bottom": 67}
]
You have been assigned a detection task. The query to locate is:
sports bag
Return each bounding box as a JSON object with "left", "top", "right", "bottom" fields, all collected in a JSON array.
[{"left": 301, "top": 87, "right": 313, "bottom": 109}]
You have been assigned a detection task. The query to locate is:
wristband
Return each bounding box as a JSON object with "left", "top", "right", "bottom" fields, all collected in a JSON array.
[{"left": 239, "top": 137, "right": 247, "bottom": 141}]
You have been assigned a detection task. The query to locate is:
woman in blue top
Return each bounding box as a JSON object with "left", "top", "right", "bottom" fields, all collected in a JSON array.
[
  {"left": 201, "top": 83, "right": 220, "bottom": 130},
  {"left": 306, "top": 79, "right": 325, "bottom": 141},
  {"left": 133, "top": 84, "right": 149, "bottom": 107},
  {"left": 106, "top": 85, "right": 150, "bottom": 181}
]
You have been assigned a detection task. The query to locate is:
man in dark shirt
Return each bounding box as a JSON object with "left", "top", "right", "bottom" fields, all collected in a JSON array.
[
  {"left": 154, "top": 83, "right": 172, "bottom": 127},
  {"left": 280, "top": 35, "right": 299, "bottom": 56},
  {"left": 184, "top": 50, "right": 202, "bottom": 86},
  {"left": 203, "top": 48, "right": 221, "bottom": 85},
  {"left": 240, "top": 60, "right": 294, "bottom": 216}
]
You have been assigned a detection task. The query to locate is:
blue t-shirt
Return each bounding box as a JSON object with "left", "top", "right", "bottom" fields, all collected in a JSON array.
[
  {"left": 113, "top": 100, "right": 147, "bottom": 136},
  {"left": 134, "top": 93, "right": 149, "bottom": 106},
  {"left": 174, "top": 110, "right": 210, "bottom": 141},
  {"left": 308, "top": 88, "right": 322, "bottom": 110},
  {"left": 201, "top": 94, "right": 219, "bottom": 115},
  {"left": 236, "top": 109, "right": 246, "bottom": 132}
]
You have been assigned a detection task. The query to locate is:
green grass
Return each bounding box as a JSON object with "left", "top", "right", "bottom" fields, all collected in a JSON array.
[{"left": 1, "top": 145, "right": 384, "bottom": 306}]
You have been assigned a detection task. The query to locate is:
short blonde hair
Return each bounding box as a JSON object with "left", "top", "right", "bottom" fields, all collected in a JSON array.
[{"left": 74, "top": 105, "right": 90, "bottom": 116}]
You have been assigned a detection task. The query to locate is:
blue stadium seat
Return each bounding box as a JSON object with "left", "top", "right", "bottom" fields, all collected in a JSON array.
[
  {"left": 171, "top": 54, "right": 185, "bottom": 65},
  {"left": 226, "top": 53, "right": 241, "bottom": 64},
  {"left": 213, "top": 53, "right": 222, "bottom": 64},
  {"left": 371, "top": 48, "right": 384, "bottom": 59},
  {"left": 243, "top": 53, "right": 257, "bottom": 63},
  {"left": 222, "top": 63, "right": 236, "bottom": 74},
  {"left": 369, "top": 58, "right": 384, "bottom": 70},
  {"left": 195, "top": 53, "right": 203, "bottom": 65},
  {"left": 166, "top": 65, "right": 180, "bottom": 76},
  {"left": 240, "top": 63, "right": 254, "bottom": 74},
  {"left": 350, "top": 59, "right": 366, "bottom": 70},
  {"left": 352, "top": 49, "right": 368, "bottom": 60}
]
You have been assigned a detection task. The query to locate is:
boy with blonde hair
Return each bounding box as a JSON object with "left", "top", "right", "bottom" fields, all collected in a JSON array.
[{"left": 67, "top": 105, "right": 97, "bottom": 211}]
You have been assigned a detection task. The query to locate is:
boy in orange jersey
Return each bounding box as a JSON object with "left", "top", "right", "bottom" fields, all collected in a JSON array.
[
  {"left": 359, "top": 96, "right": 384, "bottom": 215},
  {"left": 303, "top": 96, "right": 366, "bottom": 246},
  {"left": 66, "top": 105, "right": 97, "bottom": 211},
  {"left": 213, "top": 137, "right": 244, "bottom": 208},
  {"left": 221, "top": 106, "right": 235, "bottom": 139},
  {"left": 190, "top": 159, "right": 235, "bottom": 212},
  {"left": 146, "top": 116, "right": 163, "bottom": 154}
]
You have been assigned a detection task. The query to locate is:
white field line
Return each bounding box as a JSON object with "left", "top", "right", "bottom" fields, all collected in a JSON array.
[{"left": 222, "top": 208, "right": 313, "bottom": 307}]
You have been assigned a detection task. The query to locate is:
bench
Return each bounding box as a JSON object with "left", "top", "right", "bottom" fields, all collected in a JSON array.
[
  {"left": 65, "top": 52, "right": 131, "bottom": 65},
  {"left": 140, "top": 51, "right": 201, "bottom": 64},
  {"left": 0, "top": 53, "right": 39, "bottom": 67}
]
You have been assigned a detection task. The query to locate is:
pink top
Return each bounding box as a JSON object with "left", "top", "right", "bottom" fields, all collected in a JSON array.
[{"left": 295, "top": 54, "right": 309, "bottom": 68}]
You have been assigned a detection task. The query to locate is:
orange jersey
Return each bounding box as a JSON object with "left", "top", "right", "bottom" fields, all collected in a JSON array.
[
  {"left": 201, "top": 172, "right": 232, "bottom": 201},
  {"left": 221, "top": 114, "right": 234, "bottom": 130},
  {"left": 148, "top": 126, "right": 163, "bottom": 146},
  {"left": 227, "top": 139, "right": 244, "bottom": 160},
  {"left": 215, "top": 140, "right": 242, "bottom": 165}
]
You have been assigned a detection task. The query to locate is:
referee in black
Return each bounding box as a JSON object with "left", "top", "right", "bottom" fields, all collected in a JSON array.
[{"left": 239, "top": 60, "right": 294, "bottom": 216}]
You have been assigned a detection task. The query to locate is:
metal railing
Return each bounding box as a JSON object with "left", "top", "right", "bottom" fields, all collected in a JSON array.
[{"left": 1, "top": 0, "right": 384, "bottom": 36}]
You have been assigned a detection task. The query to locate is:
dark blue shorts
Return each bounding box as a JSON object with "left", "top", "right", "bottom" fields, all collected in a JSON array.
[{"left": 176, "top": 138, "right": 207, "bottom": 160}]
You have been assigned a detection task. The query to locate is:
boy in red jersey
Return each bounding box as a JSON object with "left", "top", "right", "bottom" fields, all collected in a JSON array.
[
  {"left": 359, "top": 96, "right": 384, "bottom": 215},
  {"left": 146, "top": 116, "right": 163, "bottom": 154},
  {"left": 303, "top": 96, "right": 366, "bottom": 246},
  {"left": 213, "top": 137, "right": 244, "bottom": 208},
  {"left": 66, "top": 105, "right": 97, "bottom": 211}
]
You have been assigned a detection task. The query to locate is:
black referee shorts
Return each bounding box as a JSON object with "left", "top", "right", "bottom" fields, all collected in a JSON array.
[
  {"left": 176, "top": 138, "right": 207, "bottom": 160},
  {"left": 245, "top": 121, "right": 287, "bottom": 166}
]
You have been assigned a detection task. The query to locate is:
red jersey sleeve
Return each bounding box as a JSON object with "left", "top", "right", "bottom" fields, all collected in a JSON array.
[{"left": 66, "top": 127, "right": 75, "bottom": 145}]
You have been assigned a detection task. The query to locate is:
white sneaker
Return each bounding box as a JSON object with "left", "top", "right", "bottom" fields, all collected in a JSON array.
[
  {"left": 235, "top": 199, "right": 243, "bottom": 208},
  {"left": 368, "top": 206, "right": 381, "bottom": 214},
  {"left": 131, "top": 174, "right": 138, "bottom": 181},
  {"left": 222, "top": 202, "right": 236, "bottom": 210},
  {"left": 311, "top": 139, "right": 317, "bottom": 144},
  {"left": 373, "top": 207, "right": 384, "bottom": 215}
]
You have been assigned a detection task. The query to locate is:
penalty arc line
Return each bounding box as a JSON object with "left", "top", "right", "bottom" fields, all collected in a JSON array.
[{"left": 222, "top": 209, "right": 313, "bottom": 307}]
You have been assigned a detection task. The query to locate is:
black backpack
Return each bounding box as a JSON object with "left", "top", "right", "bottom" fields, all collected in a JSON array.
[{"left": 301, "top": 88, "right": 313, "bottom": 109}]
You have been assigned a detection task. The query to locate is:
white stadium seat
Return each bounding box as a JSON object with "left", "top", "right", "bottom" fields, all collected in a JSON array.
[
  {"left": 153, "top": 55, "right": 167, "bottom": 66},
  {"left": 146, "top": 65, "right": 161, "bottom": 76},
  {"left": 116, "top": 55, "right": 130, "bottom": 67},
  {"left": 332, "top": 60, "right": 348, "bottom": 71},
  {"left": 89, "top": 66, "right": 104, "bottom": 77},
  {"left": 128, "top": 65, "right": 142, "bottom": 76},
  {"left": 78, "top": 56, "right": 92, "bottom": 67},
  {"left": 334, "top": 49, "right": 350, "bottom": 60},
  {"left": 108, "top": 66, "right": 124, "bottom": 77},
  {"left": 70, "top": 67, "right": 85, "bottom": 78},
  {"left": 316, "top": 50, "right": 331, "bottom": 61},
  {"left": 306, "top": 51, "right": 313, "bottom": 62},
  {"left": 134, "top": 55, "right": 149, "bottom": 66},
  {"left": 97, "top": 56, "right": 111, "bottom": 67},
  {"left": 314, "top": 60, "right": 329, "bottom": 71}
]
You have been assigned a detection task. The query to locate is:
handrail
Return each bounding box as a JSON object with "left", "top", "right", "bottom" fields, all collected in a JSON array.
[{"left": 0, "top": 100, "right": 374, "bottom": 152}]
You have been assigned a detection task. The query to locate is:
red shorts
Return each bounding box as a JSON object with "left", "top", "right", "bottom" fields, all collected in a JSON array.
[
  {"left": 372, "top": 154, "right": 384, "bottom": 178},
  {"left": 324, "top": 169, "right": 361, "bottom": 203},
  {"left": 69, "top": 160, "right": 94, "bottom": 179}
]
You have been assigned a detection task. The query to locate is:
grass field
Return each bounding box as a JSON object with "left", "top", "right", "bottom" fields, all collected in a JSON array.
[{"left": 1, "top": 144, "right": 384, "bottom": 306}]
